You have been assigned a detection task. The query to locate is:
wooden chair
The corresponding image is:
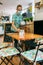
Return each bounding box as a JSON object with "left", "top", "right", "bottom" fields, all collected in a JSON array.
[{"left": 39, "top": 45, "right": 43, "bottom": 65}]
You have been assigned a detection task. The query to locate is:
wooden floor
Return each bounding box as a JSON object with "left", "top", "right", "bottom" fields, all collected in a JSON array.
[
  {"left": 0, "top": 36, "right": 41, "bottom": 65},
  {"left": 0, "top": 56, "right": 20, "bottom": 65}
]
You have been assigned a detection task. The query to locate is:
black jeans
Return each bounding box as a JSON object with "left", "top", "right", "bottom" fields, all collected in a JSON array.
[
  {"left": 14, "top": 39, "right": 18, "bottom": 48},
  {"left": 11, "top": 30, "right": 18, "bottom": 48}
]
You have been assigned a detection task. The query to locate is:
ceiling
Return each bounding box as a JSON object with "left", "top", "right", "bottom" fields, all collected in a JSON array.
[{"left": 0, "top": 0, "right": 34, "bottom": 15}]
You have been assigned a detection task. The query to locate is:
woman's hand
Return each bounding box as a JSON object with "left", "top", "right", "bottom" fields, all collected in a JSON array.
[{"left": 17, "top": 28, "right": 20, "bottom": 32}]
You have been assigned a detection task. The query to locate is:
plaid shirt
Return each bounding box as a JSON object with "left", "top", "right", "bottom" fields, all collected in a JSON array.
[{"left": 12, "top": 13, "right": 23, "bottom": 28}]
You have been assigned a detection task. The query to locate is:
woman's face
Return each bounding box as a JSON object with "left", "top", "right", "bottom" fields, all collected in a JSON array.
[
  {"left": 17, "top": 7, "right": 22, "bottom": 14},
  {"left": 17, "top": 7, "right": 22, "bottom": 11}
]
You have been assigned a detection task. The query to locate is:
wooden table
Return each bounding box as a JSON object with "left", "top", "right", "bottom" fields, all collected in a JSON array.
[
  {"left": 0, "top": 22, "right": 12, "bottom": 24},
  {"left": 7, "top": 33, "right": 43, "bottom": 51},
  {"left": 7, "top": 33, "right": 43, "bottom": 41}
]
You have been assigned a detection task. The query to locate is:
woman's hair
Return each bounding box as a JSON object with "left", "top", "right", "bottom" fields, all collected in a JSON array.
[{"left": 17, "top": 4, "right": 22, "bottom": 9}]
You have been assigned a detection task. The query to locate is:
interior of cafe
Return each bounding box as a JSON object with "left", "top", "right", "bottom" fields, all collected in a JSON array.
[{"left": 0, "top": 0, "right": 43, "bottom": 65}]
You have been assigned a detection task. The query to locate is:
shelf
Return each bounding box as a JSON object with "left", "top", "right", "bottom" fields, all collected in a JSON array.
[
  {"left": 35, "top": 6, "right": 40, "bottom": 8},
  {"left": 40, "top": 4, "right": 43, "bottom": 7},
  {"left": 35, "top": 4, "right": 43, "bottom": 8}
]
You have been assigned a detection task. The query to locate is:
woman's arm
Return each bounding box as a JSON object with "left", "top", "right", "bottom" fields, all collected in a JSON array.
[{"left": 12, "top": 21, "right": 20, "bottom": 32}]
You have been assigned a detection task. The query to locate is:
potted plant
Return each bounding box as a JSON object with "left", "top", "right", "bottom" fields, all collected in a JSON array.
[
  {"left": 24, "top": 18, "right": 30, "bottom": 24},
  {"left": 24, "top": 18, "right": 30, "bottom": 21},
  {"left": 30, "top": 17, "right": 33, "bottom": 22}
]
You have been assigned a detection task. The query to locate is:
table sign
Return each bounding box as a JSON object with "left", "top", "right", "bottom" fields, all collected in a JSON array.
[{"left": 19, "top": 30, "right": 25, "bottom": 38}]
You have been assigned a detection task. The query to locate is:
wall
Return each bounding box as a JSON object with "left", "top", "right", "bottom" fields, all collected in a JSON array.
[
  {"left": 0, "top": 0, "right": 34, "bottom": 22},
  {"left": 34, "top": 0, "right": 43, "bottom": 21}
]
